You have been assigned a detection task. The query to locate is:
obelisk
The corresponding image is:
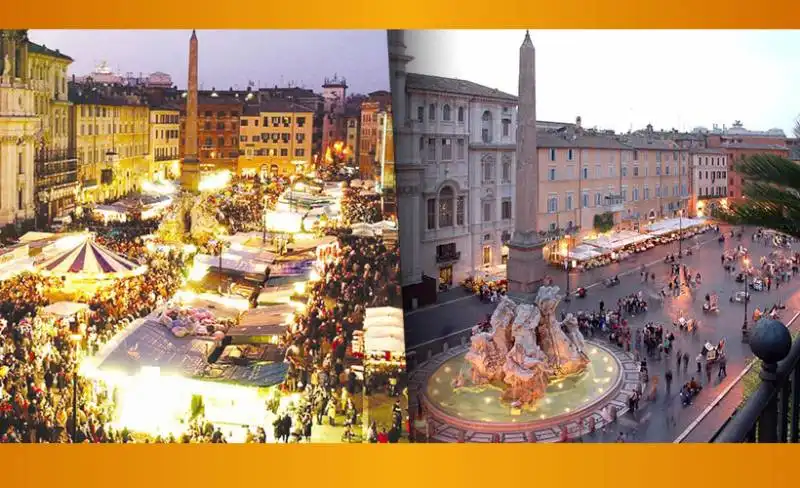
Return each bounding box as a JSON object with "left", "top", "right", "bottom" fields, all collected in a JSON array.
[
  {"left": 507, "top": 31, "right": 547, "bottom": 300},
  {"left": 180, "top": 30, "right": 201, "bottom": 192}
]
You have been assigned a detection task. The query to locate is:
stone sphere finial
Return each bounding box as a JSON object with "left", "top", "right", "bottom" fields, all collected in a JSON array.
[{"left": 750, "top": 318, "right": 792, "bottom": 364}]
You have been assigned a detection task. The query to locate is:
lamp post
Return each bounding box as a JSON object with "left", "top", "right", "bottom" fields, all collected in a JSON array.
[
  {"left": 743, "top": 257, "right": 751, "bottom": 332},
  {"left": 563, "top": 231, "right": 573, "bottom": 302}
]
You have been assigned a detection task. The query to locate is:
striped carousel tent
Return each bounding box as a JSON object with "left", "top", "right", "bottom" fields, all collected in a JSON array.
[{"left": 38, "top": 237, "right": 144, "bottom": 279}]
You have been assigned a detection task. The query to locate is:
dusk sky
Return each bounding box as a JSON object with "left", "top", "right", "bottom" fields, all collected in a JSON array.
[
  {"left": 406, "top": 30, "right": 800, "bottom": 136},
  {"left": 28, "top": 30, "right": 389, "bottom": 94}
]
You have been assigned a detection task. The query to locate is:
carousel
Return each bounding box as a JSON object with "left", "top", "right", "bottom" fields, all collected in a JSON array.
[{"left": 36, "top": 235, "right": 146, "bottom": 298}]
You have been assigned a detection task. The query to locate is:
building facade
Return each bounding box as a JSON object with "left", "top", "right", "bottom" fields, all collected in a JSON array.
[
  {"left": 27, "top": 40, "right": 78, "bottom": 226},
  {"left": 321, "top": 76, "right": 347, "bottom": 151},
  {"left": 406, "top": 72, "right": 519, "bottom": 287},
  {"left": 0, "top": 30, "right": 38, "bottom": 229},
  {"left": 70, "top": 87, "right": 151, "bottom": 203},
  {"left": 180, "top": 92, "right": 242, "bottom": 173},
  {"left": 237, "top": 99, "right": 314, "bottom": 178},
  {"left": 149, "top": 107, "right": 181, "bottom": 181},
  {"left": 704, "top": 122, "right": 789, "bottom": 199},
  {"left": 689, "top": 149, "right": 727, "bottom": 217}
]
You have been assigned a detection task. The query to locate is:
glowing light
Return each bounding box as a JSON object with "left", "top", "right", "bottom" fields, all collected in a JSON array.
[
  {"left": 432, "top": 389, "right": 439, "bottom": 396},
  {"left": 444, "top": 366, "right": 452, "bottom": 374},
  {"left": 539, "top": 414, "right": 546, "bottom": 419},
  {"left": 545, "top": 398, "right": 552, "bottom": 404},
  {"left": 557, "top": 383, "right": 564, "bottom": 389},
  {"left": 309, "top": 269, "right": 321, "bottom": 282},
  {"left": 606, "top": 366, "right": 613, "bottom": 373},
  {"left": 597, "top": 388, "right": 604, "bottom": 393},
  {"left": 142, "top": 180, "right": 177, "bottom": 196},
  {"left": 293, "top": 282, "right": 306, "bottom": 295},
  {"left": 590, "top": 348, "right": 598, "bottom": 355},
  {"left": 602, "top": 357, "right": 609, "bottom": 363},
  {"left": 564, "top": 407, "right": 571, "bottom": 413},
  {"left": 188, "top": 262, "right": 209, "bottom": 282},
  {"left": 182, "top": 244, "right": 198, "bottom": 255},
  {"left": 198, "top": 170, "right": 232, "bottom": 192},
  {"left": 265, "top": 211, "right": 303, "bottom": 234},
  {"left": 484, "top": 397, "right": 492, "bottom": 404}
]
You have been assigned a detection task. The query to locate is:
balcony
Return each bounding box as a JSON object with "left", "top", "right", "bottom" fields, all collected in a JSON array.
[
  {"left": 35, "top": 149, "right": 77, "bottom": 164},
  {"left": 154, "top": 154, "right": 177, "bottom": 162},
  {"left": 713, "top": 319, "right": 800, "bottom": 443},
  {"left": 603, "top": 194, "right": 625, "bottom": 213},
  {"left": 436, "top": 250, "right": 461, "bottom": 264}
]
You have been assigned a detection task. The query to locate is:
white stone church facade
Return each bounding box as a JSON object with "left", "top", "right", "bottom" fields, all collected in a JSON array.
[{"left": 391, "top": 42, "right": 518, "bottom": 303}]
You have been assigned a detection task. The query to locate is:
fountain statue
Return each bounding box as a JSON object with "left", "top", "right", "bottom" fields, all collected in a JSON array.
[{"left": 462, "top": 285, "right": 590, "bottom": 406}]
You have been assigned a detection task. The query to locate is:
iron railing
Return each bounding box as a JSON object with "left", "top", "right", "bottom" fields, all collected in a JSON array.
[
  {"left": 405, "top": 328, "right": 474, "bottom": 372},
  {"left": 714, "top": 335, "right": 800, "bottom": 443}
]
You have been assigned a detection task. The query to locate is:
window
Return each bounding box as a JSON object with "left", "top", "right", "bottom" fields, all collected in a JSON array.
[
  {"left": 665, "top": 165, "right": 670, "bottom": 175},
  {"left": 272, "top": 117, "right": 280, "bottom": 125},
  {"left": 502, "top": 119, "right": 511, "bottom": 137},
  {"left": 502, "top": 160, "right": 511, "bottom": 181},
  {"left": 18, "top": 152, "right": 23, "bottom": 175},
  {"left": 239, "top": 135, "right": 247, "bottom": 142},
  {"left": 633, "top": 187, "right": 639, "bottom": 201},
  {"left": 594, "top": 192, "right": 602, "bottom": 207},
  {"left": 547, "top": 195, "right": 558, "bottom": 213},
  {"left": 582, "top": 167, "right": 589, "bottom": 180},
  {"left": 481, "top": 111, "right": 492, "bottom": 143},
  {"left": 566, "top": 193, "right": 573, "bottom": 211},
  {"left": 483, "top": 160, "right": 494, "bottom": 182},
  {"left": 549, "top": 149, "right": 556, "bottom": 161},
  {"left": 621, "top": 186, "right": 628, "bottom": 201},
  {"left": 582, "top": 191, "right": 589, "bottom": 208},
  {"left": 18, "top": 190, "right": 23, "bottom": 210},
  {"left": 439, "top": 187, "right": 454, "bottom": 227},
  {"left": 417, "top": 107, "right": 424, "bottom": 122},
  {"left": 621, "top": 166, "right": 628, "bottom": 177},
  {"left": 217, "top": 137, "right": 224, "bottom": 147},
  {"left": 656, "top": 151, "right": 662, "bottom": 162},
  {"left": 428, "top": 104, "right": 436, "bottom": 121},
  {"left": 456, "top": 139, "right": 465, "bottom": 160},
  {"left": 567, "top": 149, "right": 574, "bottom": 161},
  {"left": 595, "top": 165, "right": 601, "bottom": 178},
  {"left": 216, "top": 122, "right": 224, "bottom": 130},
  {"left": 441, "top": 139, "right": 452, "bottom": 160},
  {"left": 501, "top": 199, "right": 512, "bottom": 219},
  {"left": 482, "top": 201, "right": 492, "bottom": 222},
  {"left": 427, "top": 138, "right": 436, "bottom": 161},
  {"left": 644, "top": 185, "right": 650, "bottom": 200},
  {"left": 656, "top": 185, "right": 661, "bottom": 198},
  {"left": 633, "top": 166, "right": 639, "bottom": 177},
  {"left": 548, "top": 167, "right": 556, "bottom": 181},
  {"left": 442, "top": 105, "right": 451, "bottom": 121},
  {"left": 656, "top": 165, "right": 662, "bottom": 176},
  {"left": 205, "top": 137, "right": 213, "bottom": 146},
  {"left": 204, "top": 111, "right": 212, "bottom": 117},
  {"left": 457, "top": 107, "right": 465, "bottom": 122},
  {"left": 204, "top": 122, "right": 211, "bottom": 130},
  {"left": 426, "top": 199, "right": 437, "bottom": 229},
  {"left": 419, "top": 137, "right": 424, "bottom": 154},
  {"left": 456, "top": 196, "right": 465, "bottom": 225}
]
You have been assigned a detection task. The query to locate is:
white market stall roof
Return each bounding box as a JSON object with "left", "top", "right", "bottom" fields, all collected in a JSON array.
[
  {"left": 363, "top": 307, "right": 405, "bottom": 355},
  {"left": 647, "top": 217, "right": 708, "bottom": 236},
  {"left": 40, "top": 301, "right": 89, "bottom": 318},
  {"left": 568, "top": 244, "right": 605, "bottom": 261},
  {"left": 18, "top": 232, "right": 56, "bottom": 243},
  {"left": 194, "top": 253, "right": 270, "bottom": 277},
  {"left": 583, "top": 230, "right": 653, "bottom": 251}
]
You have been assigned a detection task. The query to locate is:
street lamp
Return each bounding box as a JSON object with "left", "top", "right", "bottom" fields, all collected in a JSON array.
[
  {"left": 69, "top": 332, "right": 82, "bottom": 443},
  {"left": 743, "top": 257, "right": 751, "bottom": 333}
]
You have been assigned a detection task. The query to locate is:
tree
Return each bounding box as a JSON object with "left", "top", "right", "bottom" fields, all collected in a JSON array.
[
  {"left": 714, "top": 153, "right": 800, "bottom": 237},
  {"left": 593, "top": 212, "right": 614, "bottom": 234}
]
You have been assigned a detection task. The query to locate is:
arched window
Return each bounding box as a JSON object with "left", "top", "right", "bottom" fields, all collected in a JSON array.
[
  {"left": 457, "top": 107, "right": 465, "bottom": 122},
  {"left": 481, "top": 111, "right": 493, "bottom": 143},
  {"left": 442, "top": 104, "right": 451, "bottom": 121},
  {"left": 438, "top": 186, "right": 455, "bottom": 227},
  {"left": 428, "top": 104, "right": 436, "bottom": 121}
]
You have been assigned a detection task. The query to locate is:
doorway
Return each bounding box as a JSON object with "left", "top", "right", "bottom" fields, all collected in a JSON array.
[
  {"left": 439, "top": 265, "right": 453, "bottom": 286},
  {"left": 482, "top": 245, "right": 492, "bottom": 266}
]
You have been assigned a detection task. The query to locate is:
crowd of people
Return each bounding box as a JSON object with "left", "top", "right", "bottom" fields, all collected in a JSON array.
[{"left": 341, "top": 186, "right": 382, "bottom": 225}]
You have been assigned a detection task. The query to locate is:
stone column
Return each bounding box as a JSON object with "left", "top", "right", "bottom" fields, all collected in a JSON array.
[{"left": 507, "top": 31, "right": 547, "bottom": 298}]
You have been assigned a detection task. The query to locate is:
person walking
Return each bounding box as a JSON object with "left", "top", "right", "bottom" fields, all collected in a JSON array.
[
  {"left": 683, "top": 352, "right": 689, "bottom": 373},
  {"left": 718, "top": 354, "right": 728, "bottom": 378},
  {"left": 696, "top": 353, "right": 703, "bottom": 374},
  {"left": 676, "top": 350, "right": 683, "bottom": 372},
  {"left": 665, "top": 369, "right": 673, "bottom": 395}
]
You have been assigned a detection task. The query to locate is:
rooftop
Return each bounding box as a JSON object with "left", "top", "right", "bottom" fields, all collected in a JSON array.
[
  {"left": 27, "top": 41, "right": 73, "bottom": 62},
  {"left": 537, "top": 131, "right": 629, "bottom": 150},
  {"left": 406, "top": 73, "right": 518, "bottom": 102}
]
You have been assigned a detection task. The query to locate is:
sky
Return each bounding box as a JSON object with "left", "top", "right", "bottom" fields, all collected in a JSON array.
[
  {"left": 405, "top": 30, "right": 800, "bottom": 136},
  {"left": 28, "top": 30, "right": 389, "bottom": 95}
]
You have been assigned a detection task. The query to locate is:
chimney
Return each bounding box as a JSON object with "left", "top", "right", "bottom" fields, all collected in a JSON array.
[{"left": 576, "top": 115, "right": 582, "bottom": 132}]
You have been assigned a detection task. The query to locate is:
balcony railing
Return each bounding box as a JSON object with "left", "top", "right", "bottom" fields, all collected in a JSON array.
[
  {"left": 35, "top": 149, "right": 77, "bottom": 164},
  {"left": 436, "top": 251, "right": 461, "bottom": 263},
  {"left": 713, "top": 319, "right": 800, "bottom": 443},
  {"left": 154, "top": 154, "right": 177, "bottom": 162},
  {"left": 37, "top": 160, "right": 78, "bottom": 177}
]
